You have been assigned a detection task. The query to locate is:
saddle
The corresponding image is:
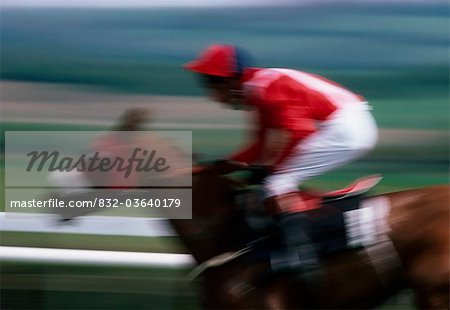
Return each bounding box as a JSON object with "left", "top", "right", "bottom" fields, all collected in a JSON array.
[
  {"left": 237, "top": 175, "right": 385, "bottom": 258},
  {"left": 319, "top": 174, "right": 383, "bottom": 201}
]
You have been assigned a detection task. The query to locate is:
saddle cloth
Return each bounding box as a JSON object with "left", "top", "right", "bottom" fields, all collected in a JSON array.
[{"left": 307, "top": 195, "right": 391, "bottom": 256}]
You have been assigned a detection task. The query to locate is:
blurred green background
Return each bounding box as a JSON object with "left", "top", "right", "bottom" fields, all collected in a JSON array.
[
  {"left": 1, "top": 1, "right": 449, "bottom": 309},
  {"left": 1, "top": 4, "right": 449, "bottom": 99}
]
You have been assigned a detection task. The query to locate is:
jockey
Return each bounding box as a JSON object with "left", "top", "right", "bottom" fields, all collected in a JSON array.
[{"left": 184, "top": 44, "right": 378, "bottom": 277}]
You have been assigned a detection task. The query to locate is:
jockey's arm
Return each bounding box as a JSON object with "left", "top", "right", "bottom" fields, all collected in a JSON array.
[
  {"left": 259, "top": 100, "right": 317, "bottom": 171},
  {"left": 267, "top": 129, "right": 306, "bottom": 171},
  {"left": 228, "top": 126, "right": 266, "bottom": 164},
  {"left": 229, "top": 96, "right": 316, "bottom": 171}
]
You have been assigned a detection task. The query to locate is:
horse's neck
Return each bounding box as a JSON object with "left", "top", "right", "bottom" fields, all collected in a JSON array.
[
  {"left": 170, "top": 217, "right": 226, "bottom": 263},
  {"left": 170, "top": 174, "right": 235, "bottom": 263}
]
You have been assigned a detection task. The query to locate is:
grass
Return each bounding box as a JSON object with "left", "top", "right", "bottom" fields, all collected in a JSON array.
[{"left": 0, "top": 232, "right": 185, "bottom": 253}]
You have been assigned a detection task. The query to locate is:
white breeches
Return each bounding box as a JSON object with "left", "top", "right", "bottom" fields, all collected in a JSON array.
[{"left": 264, "top": 102, "right": 378, "bottom": 197}]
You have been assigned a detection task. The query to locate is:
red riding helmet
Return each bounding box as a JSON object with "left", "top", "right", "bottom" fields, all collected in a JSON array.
[{"left": 184, "top": 44, "right": 248, "bottom": 77}]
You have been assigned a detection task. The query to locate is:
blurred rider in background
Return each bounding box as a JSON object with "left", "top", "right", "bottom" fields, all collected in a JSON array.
[
  {"left": 89, "top": 108, "right": 152, "bottom": 188},
  {"left": 184, "top": 44, "right": 378, "bottom": 279}
]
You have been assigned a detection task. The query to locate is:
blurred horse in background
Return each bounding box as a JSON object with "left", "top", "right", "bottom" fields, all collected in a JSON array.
[{"left": 170, "top": 166, "right": 449, "bottom": 309}]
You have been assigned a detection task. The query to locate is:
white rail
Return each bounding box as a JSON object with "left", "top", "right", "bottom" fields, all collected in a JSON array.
[{"left": 0, "top": 246, "right": 195, "bottom": 268}]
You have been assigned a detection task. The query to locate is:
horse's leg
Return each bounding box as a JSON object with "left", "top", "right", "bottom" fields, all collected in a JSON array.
[
  {"left": 203, "top": 280, "right": 287, "bottom": 309},
  {"left": 263, "top": 277, "right": 303, "bottom": 310},
  {"left": 415, "top": 284, "right": 449, "bottom": 309},
  {"left": 203, "top": 266, "right": 297, "bottom": 309}
]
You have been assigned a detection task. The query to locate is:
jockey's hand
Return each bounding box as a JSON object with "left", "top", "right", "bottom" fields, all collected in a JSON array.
[
  {"left": 204, "top": 159, "right": 248, "bottom": 175},
  {"left": 248, "top": 165, "right": 273, "bottom": 184}
]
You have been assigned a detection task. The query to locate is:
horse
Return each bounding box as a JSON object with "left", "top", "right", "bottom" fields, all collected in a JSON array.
[{"left": 169, "top": 167, "right": 449, "bottom": 309}]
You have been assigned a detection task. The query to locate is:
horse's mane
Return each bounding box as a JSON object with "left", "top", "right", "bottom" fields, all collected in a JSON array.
[{"left": 191, "top": 173, "right": 237, "bottom": 215}]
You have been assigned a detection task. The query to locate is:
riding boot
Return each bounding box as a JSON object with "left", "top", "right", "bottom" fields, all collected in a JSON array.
[
  {"left": 271, "top": 212, "right": 321, "bottom": 274},
  {"left": 264, "top": 194, "right": 322, "bottom": 284}
]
